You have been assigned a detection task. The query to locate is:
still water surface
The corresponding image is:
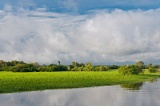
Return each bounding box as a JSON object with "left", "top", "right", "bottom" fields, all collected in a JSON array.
[{"left": 0, "top": 79, "right": 160, "bottom": 106}]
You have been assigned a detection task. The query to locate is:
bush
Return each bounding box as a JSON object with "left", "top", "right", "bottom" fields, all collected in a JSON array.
[
  {"left": 109, "top": 65, "right": 119, "bottom": 69},
  {"left": 11, "top": 64, "right": 34, "bottom": 72},
  {"left": 118, "top": 65, "right": 143, "bottom": 75},
  {"left": 71, "top": 67, "right": 78, "bottom": 71},
  {"left": 148, "top": 67, "right": 157, "bottom": 73}
]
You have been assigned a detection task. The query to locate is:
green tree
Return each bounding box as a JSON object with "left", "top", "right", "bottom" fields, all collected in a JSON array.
[
  {"left": 148, "top": 67, "right": 157, "bottom": 73},
  {"left": 11, "top": 63, "right": 34, "bottom": 72},
  {"left": 32, "top": 62, "right": 40, "bottom": 68},
  {"left": 136, "top": 61, "right": 144, "bottom": 68},
  {"left": 0, "top": 60, "right": 4, "bottom": 68},
  {"left": 147, "top": 63, "right": 152, "bottom": 68},
  {"left": 83, "top": 62, "right": 93, "bottom": 71},
  {"left": 97, "top": 65, "right": 107, "bottom": 71},
  {"left": 58, "top": 61, "right": 61, "bottom": 65},
  {"left": 72, "top": 61, "right": 76, "bottom": 67},
  {"left": 118, "top": 65, "right": 143, "bottom": 75}
]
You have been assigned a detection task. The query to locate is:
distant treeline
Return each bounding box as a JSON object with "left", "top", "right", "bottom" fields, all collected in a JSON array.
[
  {"left": 0, "top": 60, "right": 119, "bottom": 72},
  {"left": 0, "top": 60, "right": 159, "bottom": 72}
]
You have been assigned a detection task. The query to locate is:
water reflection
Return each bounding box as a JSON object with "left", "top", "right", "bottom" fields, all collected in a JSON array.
[
  {"left": 148, "top": 78, "right": 157, "bottom": 83},
  {"left": 0, "top": 79, "right": 160, "bottom": 106},
  {"left": 120, "top": 82, "right": 143, "bottom": 90}
]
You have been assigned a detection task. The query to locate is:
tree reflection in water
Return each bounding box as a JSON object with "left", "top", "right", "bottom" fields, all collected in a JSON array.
[
  {"left": 148, "top": 78, "right": 157, "bottom": 83},
  {"left": 120, "top": 82, "right": 143, "bottom": 90}
]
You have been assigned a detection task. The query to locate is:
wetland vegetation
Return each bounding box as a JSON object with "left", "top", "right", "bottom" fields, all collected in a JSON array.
[
  {"left": 0, "top": 71, "right": 160, "bottom": 93},
  {"left": 0, "top": 60, "right": 160, "bottom": 93}
]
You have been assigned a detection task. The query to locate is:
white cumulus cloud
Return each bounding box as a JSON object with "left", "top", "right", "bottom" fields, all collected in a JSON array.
[{"left": 0, "top": 7, "right": 160, "bottom": 64}]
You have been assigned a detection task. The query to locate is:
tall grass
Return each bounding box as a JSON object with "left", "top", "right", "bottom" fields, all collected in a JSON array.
[{"left": 0, "top": 71, "right": 159, "bottom": 93}]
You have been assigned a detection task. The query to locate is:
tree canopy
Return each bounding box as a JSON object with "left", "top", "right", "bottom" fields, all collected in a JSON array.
[{"left": 0, "top": 60, "right": 159, "bottom": 73}]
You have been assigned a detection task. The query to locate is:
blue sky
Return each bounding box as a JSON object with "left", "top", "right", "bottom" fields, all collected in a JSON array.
[
  {"left": 0, "top": 0, "right": 160, "bottom": 65},
  {"left": 0, "top": 0, "right": 160, "bottom": 13}
]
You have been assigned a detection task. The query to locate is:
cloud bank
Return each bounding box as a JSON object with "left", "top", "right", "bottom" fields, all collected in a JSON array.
[{"left": 0, "top": 7, "right": 160, "bottom": 64}]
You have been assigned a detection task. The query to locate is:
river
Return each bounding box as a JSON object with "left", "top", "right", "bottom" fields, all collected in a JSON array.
[{"left": 0, "top": 79, "right": 160, "bottom": 106}]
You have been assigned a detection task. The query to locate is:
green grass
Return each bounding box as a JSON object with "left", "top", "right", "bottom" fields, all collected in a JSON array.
[{"left": 0, "top": 71, "right": 159, "bottom": 93}]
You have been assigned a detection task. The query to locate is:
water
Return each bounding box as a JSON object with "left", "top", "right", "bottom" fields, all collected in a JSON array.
[{"left": 0, "top": 79, "right": 160, "bottom": 106}]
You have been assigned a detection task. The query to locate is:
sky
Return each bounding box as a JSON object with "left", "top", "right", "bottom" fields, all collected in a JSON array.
[{"left": 0, "top": 0, "right": 160, "bottom": 65}]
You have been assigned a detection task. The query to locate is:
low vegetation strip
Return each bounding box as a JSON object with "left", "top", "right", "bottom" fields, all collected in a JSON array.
[{"left": 0, "top": 71, "right": 159, "bottom": 94}]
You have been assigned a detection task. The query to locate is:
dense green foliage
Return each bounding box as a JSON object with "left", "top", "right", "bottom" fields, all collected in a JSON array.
[
  {"left": 0, "top": 60, "right": 160, "bottom": 74},
  {"left": 0, "top": 60, "right": 68, "bottom": 72},
  {"left": 0, "top": 59, "right": 160, "bottom": 73},
  {"left": 70, "top": 62, "right": 110, "bottom": 71},
  {"left": 0, "top": 60, "right": 159, "bottom": 93},
  {"left": 118, "top": 65, "right": 143, "bottom": 75},
  {"left": 136, "top": 61, "right": 145, "bottom": 68},
  {"left": 148, "top": 67, "right": 157, "bottom": 73},
  {"left": 0, "top": 71, "right": 159, "bottom": 93},
  {"left": 0, "top": 60, "right": 119, "bottom": 72}
]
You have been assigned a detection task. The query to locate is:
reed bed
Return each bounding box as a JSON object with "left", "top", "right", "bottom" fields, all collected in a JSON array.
[{"left": 0, "top": 71, "right": 159, "bottom": 93}]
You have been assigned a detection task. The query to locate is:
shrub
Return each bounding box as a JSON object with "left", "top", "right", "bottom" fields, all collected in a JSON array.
[
  {"left": 118, "top": 65, "right": 143, "bottom": 75},
  {"left": 148, "top": 67, "right": 157, "bottom": 73}
]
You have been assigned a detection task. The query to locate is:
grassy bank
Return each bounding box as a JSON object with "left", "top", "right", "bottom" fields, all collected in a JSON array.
[{"left": 0, "top": 71, "right": 159, "bottom": 93}]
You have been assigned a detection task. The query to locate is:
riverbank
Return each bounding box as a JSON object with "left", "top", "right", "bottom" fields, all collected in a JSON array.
[{"left": 0, "top": 71, "right": 159, "bottom": 93}]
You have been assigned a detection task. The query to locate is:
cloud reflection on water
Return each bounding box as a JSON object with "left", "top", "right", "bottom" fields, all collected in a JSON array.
[{"left": 0, "top": 79, "right": 160, "bottom": 106}]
